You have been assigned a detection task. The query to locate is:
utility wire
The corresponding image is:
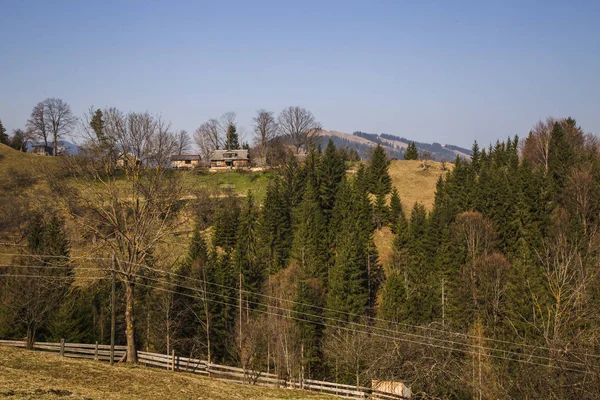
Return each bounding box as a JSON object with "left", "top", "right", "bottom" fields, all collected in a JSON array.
[
  {"left": 2, "top": 265, "right": 596, "bottom": 370},
  {"left": 3, "top": 253, "right": 599, "bottom": 361}
]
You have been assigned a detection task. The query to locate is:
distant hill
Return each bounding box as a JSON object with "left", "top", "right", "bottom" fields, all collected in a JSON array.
[{"left": 317, "top": 130, "right": 472, "bottom": 161}]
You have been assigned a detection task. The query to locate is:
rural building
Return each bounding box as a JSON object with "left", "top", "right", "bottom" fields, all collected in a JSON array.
[
  {"left": 372, "top": 380, "right": 412, "bottom": 398},
  {"left": 115, "top": 152, "right": 140, "bottom": 168},
  {"left": 170, "top": 154, "right": 201, "bottom": 169},
  {"left": 210, "top": 149, "right": 250, "bottom": 169},
  {"left": 31, "top": 144, "right": 54, "bottom": 156}
]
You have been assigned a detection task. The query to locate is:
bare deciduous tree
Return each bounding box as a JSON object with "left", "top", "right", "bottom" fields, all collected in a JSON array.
[
  {"left": 277, "top": 106, "right": 321, "bottom": 154},
  {"left": 45, "top": 98, "right": 77, "bottom": 156},
  {"left": 194, "top": 119, "right": 221, "bottom": 164},
  {"left": 253, "top": 110, "right": 278, "bottom": 166},
  {"left": 53, "top": 109, "right": 186, "bottom": 363},
  {"left": 27, "top": 98, "right": 77, "bottom": 156},
  {"left": 175, "top": 130, "right": 191, "bottom": 154},
  {"left": 26, "top": 102, "right": 49, "bottom": 147}
]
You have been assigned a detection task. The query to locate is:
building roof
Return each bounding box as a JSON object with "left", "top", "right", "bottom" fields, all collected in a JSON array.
[
  {"left": 170, "top": 154, "right": 201, "bottom": 161},
  {"left": 210, "top": 149, "right": 249, "bottom": 161}
]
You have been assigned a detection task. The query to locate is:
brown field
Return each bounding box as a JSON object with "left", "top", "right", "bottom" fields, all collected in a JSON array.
[
  {"left": 388, "top": 159, "right": 450, "bottom": 212},
  {"left": 0, "top": 346, "right": 334, "bottom": 400}
]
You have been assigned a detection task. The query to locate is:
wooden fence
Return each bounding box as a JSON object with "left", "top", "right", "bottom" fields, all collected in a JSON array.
[{"left": 0, "top": 339, "right": 408, "bottom": 400}]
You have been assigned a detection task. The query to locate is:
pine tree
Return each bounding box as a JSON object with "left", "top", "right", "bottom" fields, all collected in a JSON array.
[
  {"left": 367, "top": 144, "right": 392, "bottom": 195},
  {"left": 234, "top": 192, "right": 264, "bottom": 308},
  {"left": 90, "top": 109, "right": 105, "bottom": 142},
  {"left": 213, "top": 194, "right": 241, "bottom": 250},
  {"left": 388, "top": 186, "right": 405, "bottom": 232},
  {"left": 225, "top": 123, "right": 240, "bottom": 150},
  {"left": 326, "top": 222, "right": 369, "bottom": 322},
  {"left": 0, "top": 119, "right": 8, "bottom": 145},
  {"left": 471, "top": 140, "right": 481, "bottom": 172},
  {"left": 294, "top": 278, "right": 325, "bottom": 378},
  {"left": 261, "top": 178, "right": 293, "bottom": 272},
  {"left": 373, "top": 191, "right": 389, "bottom": 230},
  {"left": 404, "top": 141, "right": 419, "bottom": 160},
  {"left": 282, "top": 154, "right": 305, "bottom": 209},
  {"left": 319, "top": 139, "right": 346, "bottom": 223},
  {"left": 292, "top": 180, "right": 328, "bottom": 281},
  {"left": 378, "top": 270, "right": 407, "bottom": 322}
]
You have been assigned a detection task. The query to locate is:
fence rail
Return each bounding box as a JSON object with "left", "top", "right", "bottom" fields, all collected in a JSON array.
[{"left": 0, "top": 340, "right": 408, "bottom": 399}]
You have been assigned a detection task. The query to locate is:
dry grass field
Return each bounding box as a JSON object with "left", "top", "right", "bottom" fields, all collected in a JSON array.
[
  {"left": 388, "top": 159, "right": 450, "bottom": 212},
  {"left": 0, "top": 346, "right": 334, "bottom": 400}
]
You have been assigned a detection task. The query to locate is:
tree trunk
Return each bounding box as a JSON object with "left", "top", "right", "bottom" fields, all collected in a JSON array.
[
  {"left": 26, "top": 326, "right": 35, "bottom": 350},
  {"left": 125, "top": 279, "right": 138, "bottom": 363}
]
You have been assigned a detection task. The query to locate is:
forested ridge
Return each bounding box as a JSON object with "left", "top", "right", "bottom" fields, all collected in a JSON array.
[{"left": 1, "top": 116, "right": 600, "bottom": 399}]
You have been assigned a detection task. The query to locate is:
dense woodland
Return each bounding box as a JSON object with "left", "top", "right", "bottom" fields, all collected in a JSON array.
[{"left": 1, "top": 113, "right": 600, "bottom": 399}]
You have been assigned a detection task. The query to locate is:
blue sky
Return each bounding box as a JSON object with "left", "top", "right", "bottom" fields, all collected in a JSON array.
[{"left": 1, "top": 0, "right": 599, "bottom": 148}]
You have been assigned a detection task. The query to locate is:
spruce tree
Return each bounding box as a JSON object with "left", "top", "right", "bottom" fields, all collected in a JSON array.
[
  {"left": 225, "top": 123, "right": 240, "bottom": 150},
  {"left": 378, "top": 270, "right": 407, "bottom": 322},
  {"left": 261, "top": 178, "right": 293, "bottom": 272},
  {"left": 367, "top": 144, "right": 392, "bottom": 195},
  {"left": 319, "top": 139, "right": 346, "bottom": 223},
  {"left": 294, "top": 278, "right": 325, "bottom": 378},
  {"left": 0, "top": 119, "right": 8, "bottom": 145},
  {"left": 326, "top": 222, "right": 369, "bottom": 322},
  {"left": 90, "top": 109, "right": 105, "bottom": 143},
  {"left": 234, "top": 192, "right": 264, "bottom": 308},
  {"left": 292, "top": 180, "right": 328, "bottom": 281},
  {"left": 213, "top": 194, "right": 241, "bottom": 250},
  {"left": 389, "top": 187, "right": 405, "bottom": 232},
  {"left": 404, "top": 141, "right": 419, "bottom": 160}
]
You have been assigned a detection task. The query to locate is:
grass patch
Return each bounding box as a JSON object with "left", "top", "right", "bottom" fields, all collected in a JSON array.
[
  {"left": 389, "top": 160, "right": 450, "bottom": 211},
  {"left": 0, "top": 346, "right": 334, "bottom": 400}
]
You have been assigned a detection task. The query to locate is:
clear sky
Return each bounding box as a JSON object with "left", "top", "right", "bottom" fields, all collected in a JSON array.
[{"left": 1, "top": 0, "right": 599, "bottom": 148}]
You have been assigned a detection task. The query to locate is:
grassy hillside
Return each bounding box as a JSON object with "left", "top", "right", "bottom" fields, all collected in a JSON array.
[
  {"left": 0, "top": 145, "right": 447, "bottom": 271},
  {"left": 375, "top": 160, "right": 450, "bottom": 270},
  {"left": 0, "top": 143, "right": 59, "bottom": 175},
  {"left": 389, "top": 159, "right": 450, "bottom": 212},
  {"left": 0, "top": 346, "right": 333, "bottom": 400}
]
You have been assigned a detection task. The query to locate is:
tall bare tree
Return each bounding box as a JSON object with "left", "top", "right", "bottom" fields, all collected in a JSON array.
[
  {"left": 277, "top": 106, "right": 321, "bottom": 153},
  {"left": 26, "top": 102, "right": 48, "bottom": 147},
  {"left": 194, "top": 119, "right": 221, "bottom": 163},
  {"left": 175, "top": 130, "right": 191, "bottom": 154},
  {"left": 53, "top": 109, "right": 185, "bottom": 363},
  {"left": 253, "top": 110, "right": 278, "bottom": 166}
]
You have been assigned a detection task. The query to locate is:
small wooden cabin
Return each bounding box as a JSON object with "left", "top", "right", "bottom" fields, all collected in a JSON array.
[
  {"left": 31, "top": 145, "right": 54, "bottom": 156},
  {"left": 210, "top": 149, "right": 250, "bottom": 169},
  {"left": 170, "top": 154, "right": 201, "bottom": 169}
]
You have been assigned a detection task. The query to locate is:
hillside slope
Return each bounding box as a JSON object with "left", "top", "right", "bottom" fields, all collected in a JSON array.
[
  {"left": 375, "top": 160, "right": 449, "bottom": 270},
  {"left": 0, "top": 143, "right": 58, "bottom": 174},
  {"left": 0, "top": 346, "right": 333, "bottom": 400},
  {"left": 318, "top": 129, "right": 472, "bottom": 161}
]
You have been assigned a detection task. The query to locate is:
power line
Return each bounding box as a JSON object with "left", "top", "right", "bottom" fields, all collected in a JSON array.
[
  {"left": 3, "top": 253, "right": 599, "bottom": 362},
  {"left": 132, "top": 279, "right": 592, "bottom": 375},
  {"left": 2, "top": 265, "right": 594, "bottom": 370},
  {"left": 133, "top": 271, "right": 594, "bottom": 369}
]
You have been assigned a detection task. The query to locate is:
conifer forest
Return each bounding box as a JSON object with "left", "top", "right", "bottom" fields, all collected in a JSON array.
[{"left": 1, "top": 115, "right": 600, "bottom": 399}]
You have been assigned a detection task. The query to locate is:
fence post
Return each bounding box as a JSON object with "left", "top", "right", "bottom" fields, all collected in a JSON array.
[
  {"left": 60, "top": 338, "right": 65, "bottom": 357},
  {"left": 94, "top": 341, "right": 99, "bottom": 360},
  {"left": 110, "top": 255, "right": 116, "bottom": 366},
  {"left": 172, "top": 349, "right": 175, "bottom": 372}
]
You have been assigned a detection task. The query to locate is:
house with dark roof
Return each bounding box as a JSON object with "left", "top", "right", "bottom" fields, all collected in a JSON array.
[
  {"left": 170, "top": 154, "right": 201, "bottom": 169},
  {"left": 210, "top": 149, "right": 250, "bottom": 169}
]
